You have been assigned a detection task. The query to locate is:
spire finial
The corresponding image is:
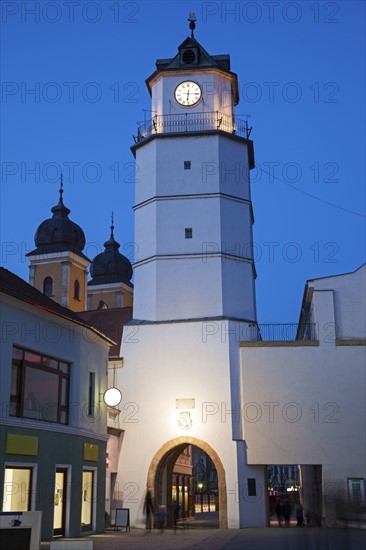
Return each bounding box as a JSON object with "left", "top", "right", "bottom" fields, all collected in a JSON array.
[
  {"left": 188, "top": 12, "right": 196, "bottom": 38},
  {"left": 59, "top": 173, "right": 64, "bottom": 203},
  {"left": 110, "top": 212, "right": 115, "bottom": 239}
]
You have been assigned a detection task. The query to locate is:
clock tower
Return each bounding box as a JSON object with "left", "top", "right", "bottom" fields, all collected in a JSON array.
[
  {"left": 131, "top": 29, "right": 256, "bottom": 323},
  {"left": 116, "top": 20, "right": 267, "bottom": 530}
]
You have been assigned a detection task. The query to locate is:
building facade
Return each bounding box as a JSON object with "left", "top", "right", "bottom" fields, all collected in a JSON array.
[
  {"left": 0, "top": 268, "right": 113, "bottom": 540},
  {"left": 113, "top": 29, "right": 366, "bottom": 529},
  {"left": 240, "top": 264, "right": 366, "bottom": 524}
]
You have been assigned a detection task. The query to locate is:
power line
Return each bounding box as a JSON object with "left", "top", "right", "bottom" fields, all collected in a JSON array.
[{"left": 258, "top": 167, "right": 366, "bottom": 219}]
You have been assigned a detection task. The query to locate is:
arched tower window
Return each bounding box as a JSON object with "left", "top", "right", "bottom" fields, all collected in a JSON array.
[
  {"left": 74, "top": 279, "right": 80, "bottom": 300},
  {"left": 43, "top": 276, "right": 53, "bottom": 297}
]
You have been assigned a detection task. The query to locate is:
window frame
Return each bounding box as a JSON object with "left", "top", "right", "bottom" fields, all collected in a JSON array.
[
  {"left": 2, "top": 464, "right": 37, "bottom": 512},
  {"left": 10, "top": 346, "right": 70, "bottom": 425},
  {"left": 43, "top": 276, "right": 53, "bottom": 297}
]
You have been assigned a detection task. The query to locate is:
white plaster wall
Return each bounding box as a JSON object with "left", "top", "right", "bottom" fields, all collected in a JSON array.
[
  {"left": 240, "top": 343, "right": 366, "bottom": 470},
  {"left": 222, "top": 261, "right": 257, "bottom": 320},
  {"left": 131, "top": 260, "right": 156, "bottom": 321},
  {"left": 133, "top": 133, "right": 255, "bottom": 322},
  {"left": 0, "top": 295, "right": 109, "bottom": 437},
  {"left": 116, "top": 320, "right": 266, "bottom": 528},
  {"left": 134, "top": 256, "right": 256, "bottom": 322},
  {"left": 311, "top": 265, "right": 366, "bottom": 339},
  {"left": 135, "top": 135, "right": 252, "bottom": 203}
]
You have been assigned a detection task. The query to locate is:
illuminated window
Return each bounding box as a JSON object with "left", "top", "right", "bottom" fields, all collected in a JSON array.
[
  {"left": 10, "top": 346, "right": 70, "bottom": 425},
  {"left": 2, "top": 466, "right": 33, "bottom": 511},
  {"left": 81, "top": 470, "right": 95, "bottom": 531},
  {"left": 43, "top": 276, "right": 53, "bottom": 297}
]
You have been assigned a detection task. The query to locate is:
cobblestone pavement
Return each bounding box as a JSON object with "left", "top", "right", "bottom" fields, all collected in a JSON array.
[{"left": 40, "top": 526, "right": 366, "bottom": 550}]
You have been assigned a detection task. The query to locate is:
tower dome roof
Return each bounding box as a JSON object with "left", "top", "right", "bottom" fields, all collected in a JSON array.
[
  {"left": 27, "top": 179, "right": 87, "bottom": 259},
  {"left": 89, "top": 216, "right": 133, "bottom": 286}
]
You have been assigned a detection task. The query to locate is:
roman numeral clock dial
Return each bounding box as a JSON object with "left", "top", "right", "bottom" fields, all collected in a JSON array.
[{"left": 174, "top": 81, "right": 202, "bottom": 106}]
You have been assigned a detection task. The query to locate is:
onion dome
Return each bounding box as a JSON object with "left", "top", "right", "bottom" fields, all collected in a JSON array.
[
  {"left": 27, "top": 177, "right": 88, "bottom": 259},
  {"left": 89, "top": 215, "right": 133, "bottom": 286}
]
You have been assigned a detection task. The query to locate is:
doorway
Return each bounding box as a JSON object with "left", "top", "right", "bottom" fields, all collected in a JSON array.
[
  {"left": 53, "top": 468, "right": 67, "bottom": 536},
  {"left": 81, "top": 470, "right": 94, "bottom": 532}
]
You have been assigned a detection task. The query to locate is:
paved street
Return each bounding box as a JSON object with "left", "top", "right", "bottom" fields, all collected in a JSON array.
[{"left": 40, "top": 526, "right": 366, "bottom": 550}]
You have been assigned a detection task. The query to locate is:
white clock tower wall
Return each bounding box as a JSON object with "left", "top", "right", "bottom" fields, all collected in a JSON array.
[
  {"left": 133, "top": 133, "right": 256, "bottom": 322},
  {"left": 151, "top": 72, "right": 235, "bottom": 116}
]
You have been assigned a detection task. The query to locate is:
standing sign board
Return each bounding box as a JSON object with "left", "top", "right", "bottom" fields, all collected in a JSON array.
[{"left": 114, "top": 508, "right": 130, "bottom": 531}]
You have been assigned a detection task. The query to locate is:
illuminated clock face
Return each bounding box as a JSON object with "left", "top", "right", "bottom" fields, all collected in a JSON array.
[{"left": 174, "top": 81, "right": 202, "bottom": 106}]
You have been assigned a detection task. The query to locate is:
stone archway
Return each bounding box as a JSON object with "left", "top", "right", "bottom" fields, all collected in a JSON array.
[{"left": 146, "top": 436, "right": 227, "bottom": 528}]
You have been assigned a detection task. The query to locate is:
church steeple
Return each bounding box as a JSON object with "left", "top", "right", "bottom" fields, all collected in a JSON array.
[
  {"left": 87, "top": 216, "right": 133, "bottom": 310},
  {"left": 27, "top": 178, "right": 90, "bottom": 312}
]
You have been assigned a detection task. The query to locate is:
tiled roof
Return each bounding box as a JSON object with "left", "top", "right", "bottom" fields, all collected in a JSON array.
[
  {"left": 78, "top": 307, "right": 133, "bottom": 357},
  {"left": 0, "top": 267, "right": 114, "bottom": 344}
]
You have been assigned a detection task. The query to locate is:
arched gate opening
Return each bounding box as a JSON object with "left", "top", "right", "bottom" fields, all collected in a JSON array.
[{"left": 146, "top": 436, "right": 227, "bottom": 528}]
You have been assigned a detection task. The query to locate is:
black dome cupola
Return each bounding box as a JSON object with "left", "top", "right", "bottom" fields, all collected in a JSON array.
[
  {"left": 89, "top": 215, "right": 133, "bottom": 286},
  {"left": 27, "top": 177, "right": 87, "bottom": 258}
]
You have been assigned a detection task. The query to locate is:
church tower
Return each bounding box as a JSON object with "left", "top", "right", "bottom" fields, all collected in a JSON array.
[
  {"left": 87, "top": 216, "right": 133, "bottom": 310},
  {"left": 116, "top": 19, "right": 267, "bottom": 530},
  {"left": 27, "top": 179, "right": 90, "bottom": 312}
]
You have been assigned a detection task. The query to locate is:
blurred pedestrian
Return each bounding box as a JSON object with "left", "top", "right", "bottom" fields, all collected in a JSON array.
[
  {"left": 172, "top": 499, "right": 181, "bottom": 531},
  {"left": 283, "top": 499, "right": 291, "bottom": 527},
  {"left": 143, "top": 487, "right": 154, "bottom": 532},
  {"left": 275, "top": 499, "right": 283, "bottom": 527}
]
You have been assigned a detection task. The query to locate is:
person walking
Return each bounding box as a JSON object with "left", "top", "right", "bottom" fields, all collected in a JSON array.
[
  {"left": 143, "top": 487, "right": 154, "bottom": 532},
  {"left": 172, "top": 499, "right": 181, "bottom": 531},
  {"left": 283, "top": 499, "right": 291, "bottom": 527},
  {"left": 275, "top": 499, "right": 283, "bottom": 527}
]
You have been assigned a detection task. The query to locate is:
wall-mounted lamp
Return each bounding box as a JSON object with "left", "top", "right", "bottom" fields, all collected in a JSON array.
[
  {"left": 103, "top": 387, "right": 122, "bottom": 407},
  {"left": 101, "top": 361, "right": 122, "bottom": 407}
]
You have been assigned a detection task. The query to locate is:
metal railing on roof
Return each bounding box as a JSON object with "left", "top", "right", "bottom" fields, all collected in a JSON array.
[
  {"left": 133, "top": 111, "right": 252, "bottom": 143},
  {"left": 248, "top": 323, "right": 317, "bottom": 341}
]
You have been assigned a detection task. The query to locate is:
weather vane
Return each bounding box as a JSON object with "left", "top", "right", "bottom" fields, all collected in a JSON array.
[{"left": 188, "top": 12, "right": 196, "bottom": 38}]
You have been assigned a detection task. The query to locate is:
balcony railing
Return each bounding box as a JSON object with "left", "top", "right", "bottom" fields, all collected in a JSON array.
[
  {"left": 248, "top": 323, "right": 317, "bottom": 341},
  {"left": 133, "top": 111, "right": 252, "bottom": 143}
]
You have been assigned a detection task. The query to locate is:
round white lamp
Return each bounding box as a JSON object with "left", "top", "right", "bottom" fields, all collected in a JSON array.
[{"left": 103, "top": 387, "right": 122, "bottom": 407}]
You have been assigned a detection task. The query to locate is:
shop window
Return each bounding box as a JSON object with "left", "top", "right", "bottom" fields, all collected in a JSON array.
[
  {"left": 10, "top": 346, "right": 70, "bottom": 425},
  {"left": 2, "top": 466, "right": 33, "bottom": 511}
]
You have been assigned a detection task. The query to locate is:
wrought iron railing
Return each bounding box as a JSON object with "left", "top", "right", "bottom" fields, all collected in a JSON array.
[
  {"left": 133, "top": 111, "right": 252, "bottom": 143},
  {"left": 247, "top": 323, "right": 317, "bottom": 341}
]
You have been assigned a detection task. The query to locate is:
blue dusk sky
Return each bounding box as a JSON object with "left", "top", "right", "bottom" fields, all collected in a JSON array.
[{"left": 1, "top": 0, "right": 365, "bottom": 323}]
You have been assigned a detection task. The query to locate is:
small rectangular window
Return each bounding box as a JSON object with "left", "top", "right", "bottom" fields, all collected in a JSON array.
[
  {"left": 247, "top": 478, "right": 256, "bottom": 497},
  {"left": 88, "top": 372, "right": 95, "bottom": 417},
  {"left": 185, "top": 228, "right": 192, "bottom": 239},
  {"left": 184, "top": 161, "right": 191, "bottom": 170}
]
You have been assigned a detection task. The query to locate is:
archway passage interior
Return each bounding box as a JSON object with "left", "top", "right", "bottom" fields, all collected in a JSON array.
[{"left": 147, "top": 437, "right": 227, "bottom": 528}]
